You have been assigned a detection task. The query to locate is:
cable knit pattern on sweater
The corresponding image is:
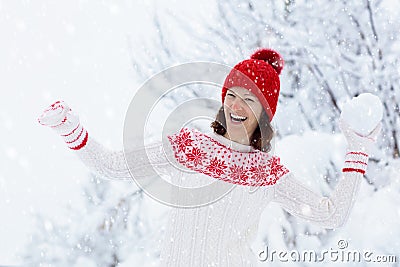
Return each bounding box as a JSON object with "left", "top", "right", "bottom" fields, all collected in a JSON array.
[{"left": 74, "top": 128, "right": 367, "bottom": 266}]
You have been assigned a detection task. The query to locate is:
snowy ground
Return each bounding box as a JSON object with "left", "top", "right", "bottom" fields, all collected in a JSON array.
[{"left": 1, "top": 1, "right": 399, "bottom": 266}]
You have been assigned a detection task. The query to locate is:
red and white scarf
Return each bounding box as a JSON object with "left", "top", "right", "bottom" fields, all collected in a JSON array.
[{"left": 167, "top": 128, "right": 290, "bottom": 187}]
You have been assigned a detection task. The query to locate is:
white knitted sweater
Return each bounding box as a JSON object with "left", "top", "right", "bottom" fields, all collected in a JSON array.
[{"left": 74, "top": 128, "right": 368, "bottom": 267}]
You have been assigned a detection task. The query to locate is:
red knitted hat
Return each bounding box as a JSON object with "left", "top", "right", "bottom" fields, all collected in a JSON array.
[{"left": 221, "top": 48, "right": 284, "bottom": 121}]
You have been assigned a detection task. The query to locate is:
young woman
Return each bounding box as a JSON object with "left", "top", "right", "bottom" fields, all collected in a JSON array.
[{"left": 38, "top": 49, "right": 381, "bottom": 266}]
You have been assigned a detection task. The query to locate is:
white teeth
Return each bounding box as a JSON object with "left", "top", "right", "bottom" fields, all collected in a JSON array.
[{"left": 231, "top": 113, "right": 247, "bottom": 120}]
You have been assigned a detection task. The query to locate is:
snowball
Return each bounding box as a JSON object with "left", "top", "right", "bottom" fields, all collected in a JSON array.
[{"left": 340, "top": 93, "right": 383, "bottom": 136}]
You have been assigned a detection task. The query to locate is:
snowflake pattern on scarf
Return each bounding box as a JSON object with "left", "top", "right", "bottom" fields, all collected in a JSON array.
[{"left": 167, "top": 128, "right": 290, "bottom": 186}]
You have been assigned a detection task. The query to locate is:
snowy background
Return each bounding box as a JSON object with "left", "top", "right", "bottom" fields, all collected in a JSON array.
[{"left": 1, "top": 0, "right": 400, "bottom": 266}]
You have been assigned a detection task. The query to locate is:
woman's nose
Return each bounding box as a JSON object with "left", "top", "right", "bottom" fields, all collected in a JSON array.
[{"left": 231, "top": 98, "right": 243, "bottom": 111}]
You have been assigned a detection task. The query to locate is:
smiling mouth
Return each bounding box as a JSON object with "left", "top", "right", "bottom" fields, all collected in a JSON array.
[{"left": 230, "top": 113, "right": 247, "bottom": 122}]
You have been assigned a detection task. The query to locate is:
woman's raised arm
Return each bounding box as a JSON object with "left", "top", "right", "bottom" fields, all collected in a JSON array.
[
  {"left": 37, "top": 101, "right": 171, "bottom": 181},
  {"left": 272, "top": 118, "right": 381, "bottom": 229}
]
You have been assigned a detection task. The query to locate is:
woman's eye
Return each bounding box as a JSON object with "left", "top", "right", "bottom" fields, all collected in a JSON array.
[
  {"left": 245, "top": 98, "right": 254, "bottom": 102},
  {"left": 227, "top": 93, "right": 235, "bottom": 97}
]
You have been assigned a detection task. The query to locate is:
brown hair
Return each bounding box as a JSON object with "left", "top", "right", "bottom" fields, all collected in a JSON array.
[{"left": 210, "top": 106, "right": 274, "bottom": 152}]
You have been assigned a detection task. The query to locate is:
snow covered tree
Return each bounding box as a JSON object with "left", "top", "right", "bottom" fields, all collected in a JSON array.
[{"left": 22, "top": 175, "right": 167, "bottom": 266}]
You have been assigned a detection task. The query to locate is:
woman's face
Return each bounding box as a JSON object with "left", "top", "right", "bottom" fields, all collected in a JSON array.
[{"left": 223, "top": 86, "right": 263, "bottom": 145}]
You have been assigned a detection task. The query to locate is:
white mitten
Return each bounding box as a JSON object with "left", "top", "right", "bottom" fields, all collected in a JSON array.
[
  {"left": 339, "top": 118, "right": 381, "bottom": 153},
  {"left": 339, "top": 114, "right": 382, "bottom": 175},
  {"left": 38, "top": 100, "right": 88, "bottom": 150}
]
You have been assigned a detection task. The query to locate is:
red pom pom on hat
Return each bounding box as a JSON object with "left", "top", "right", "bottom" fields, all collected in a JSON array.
[
  {"left": 250, "top": 48, "right": 284, "bottom": 75},
  {"left": 221, "top": 48, "right": 284, "bottom": 122}
]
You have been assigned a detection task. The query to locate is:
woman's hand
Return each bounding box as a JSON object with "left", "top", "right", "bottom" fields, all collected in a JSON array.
[
  {"left": 339, "top": 93, "right": 383, "bottom": 153},
  {"left": 38, "top": 100, "right": 88, "bottom": 150},
  {"left": 339, "top": 117, "right": 381, "bottom": 153},
  {"left": 38, "top": 100, "right": 79, "bottom": 134}
]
